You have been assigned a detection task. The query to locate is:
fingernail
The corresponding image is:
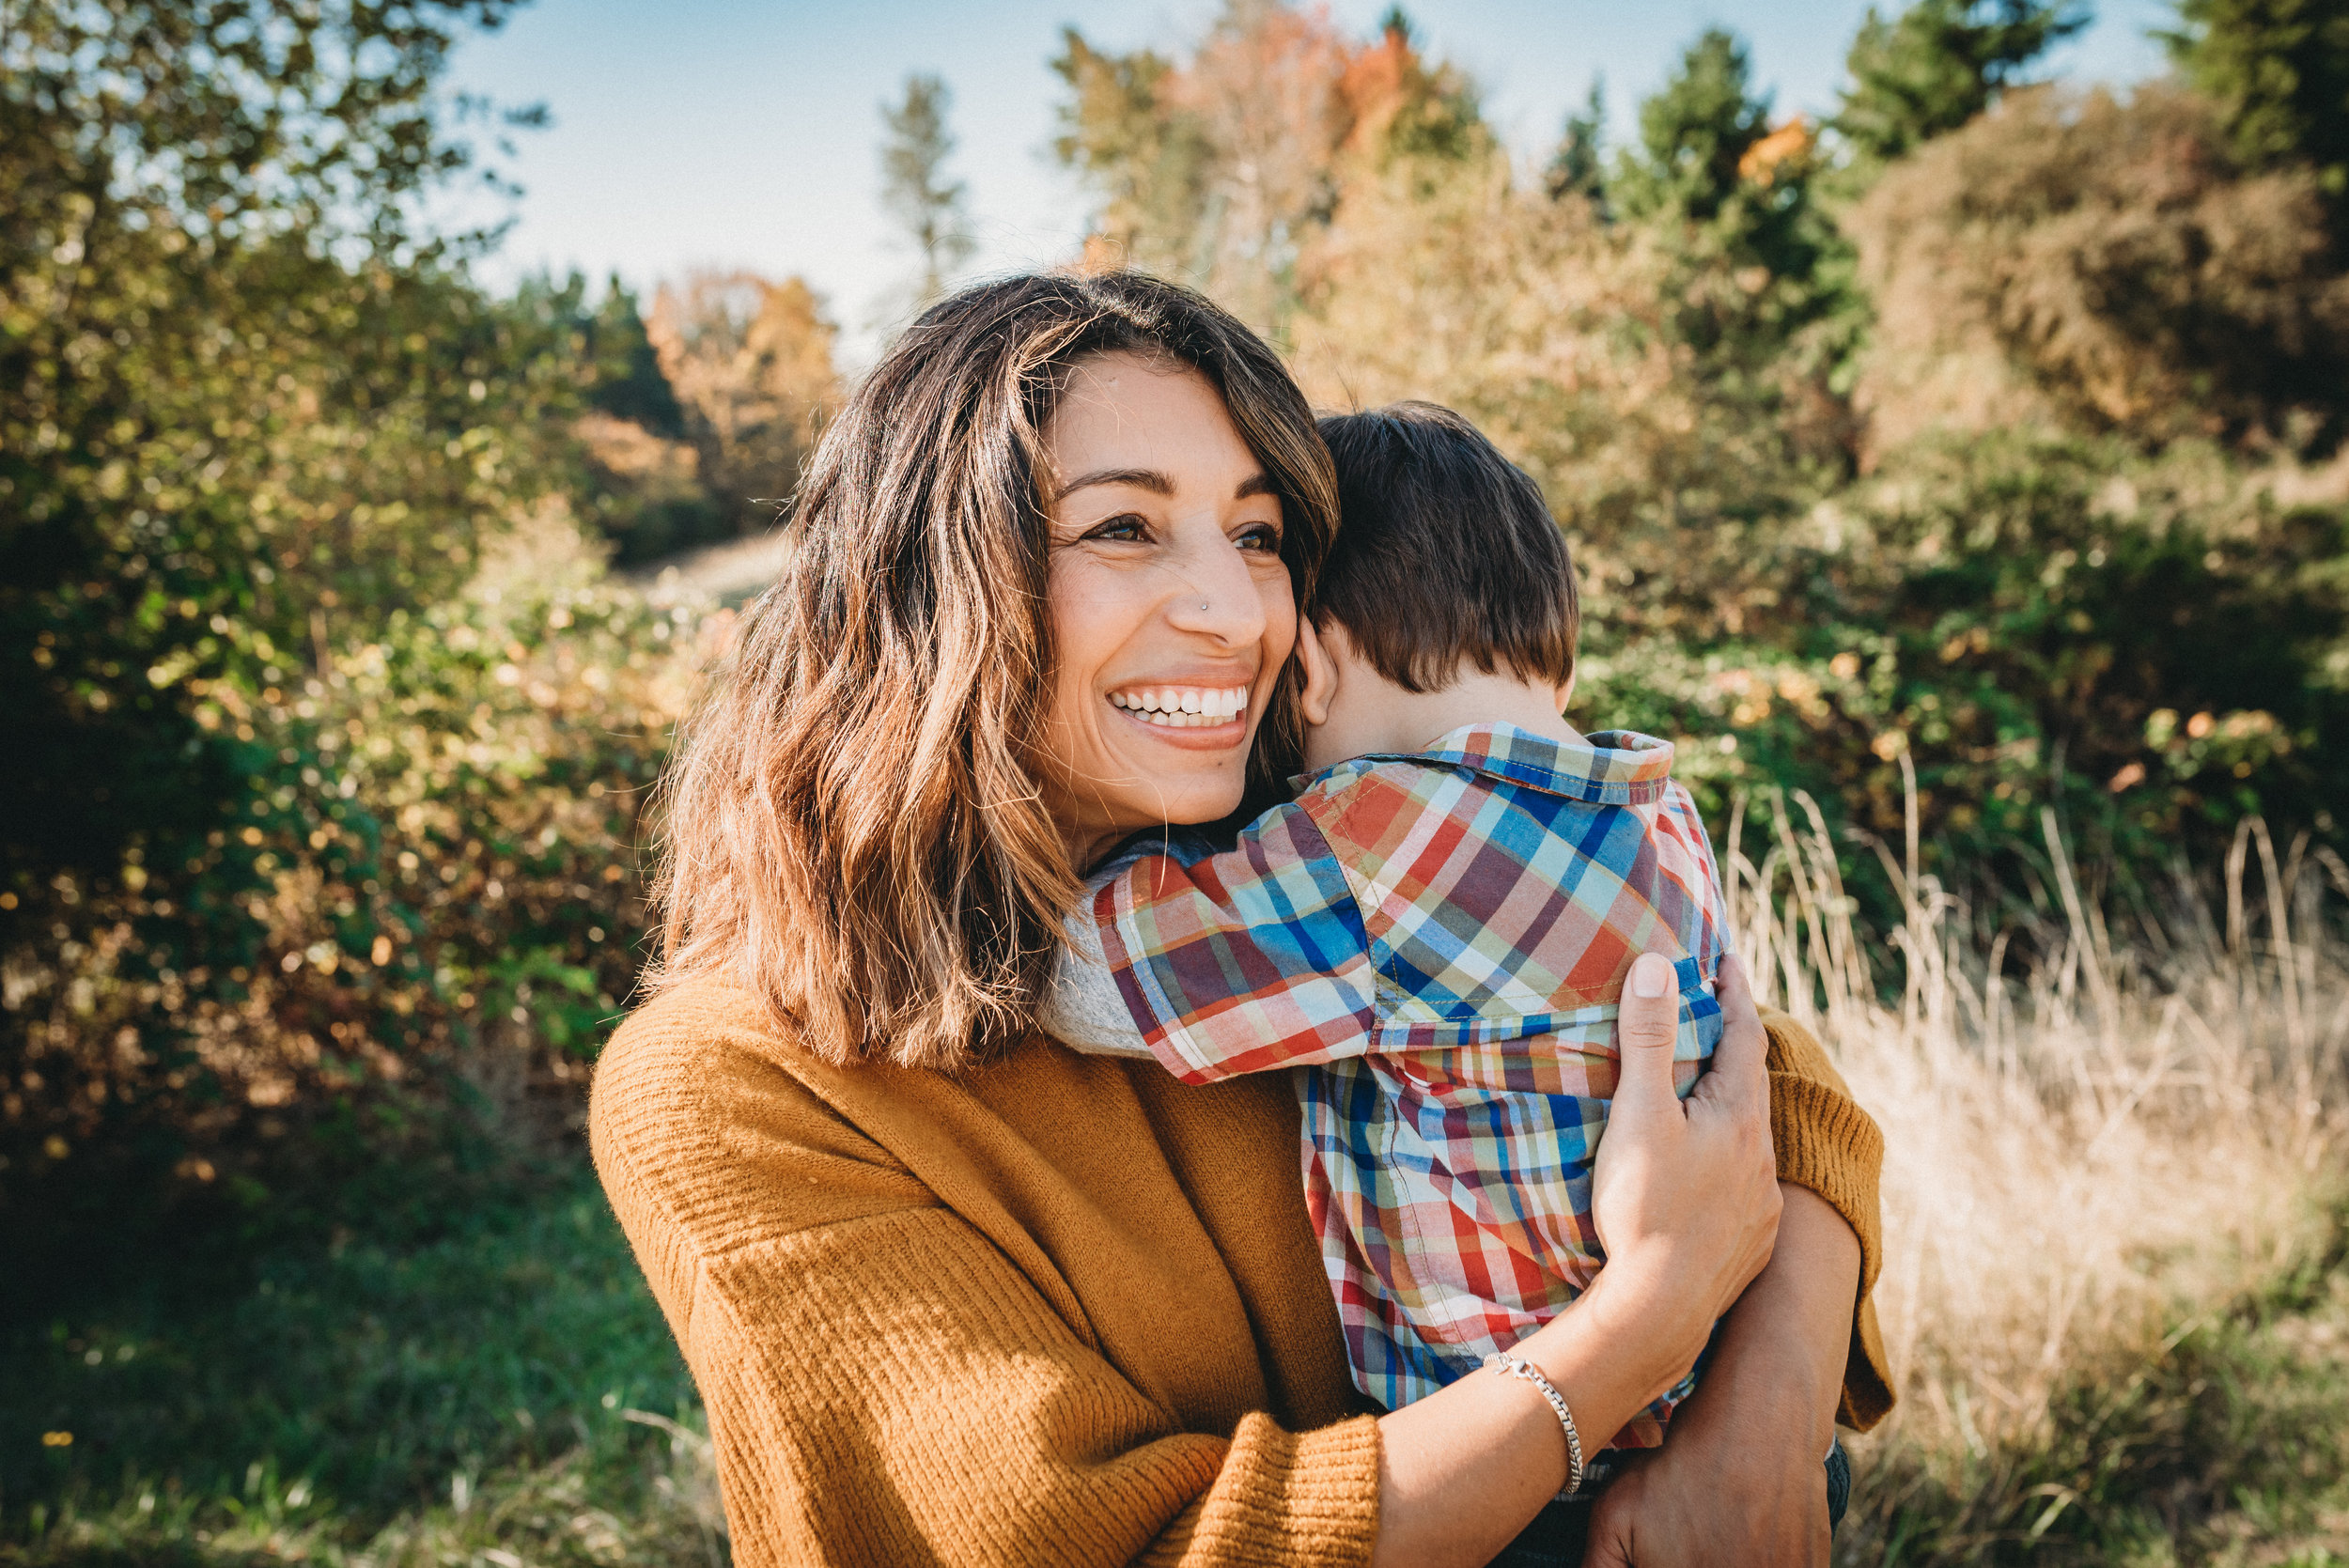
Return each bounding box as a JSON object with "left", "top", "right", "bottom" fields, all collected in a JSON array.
[{"left": 1630, "top": 953, "right": 1671, "bottom": 999}]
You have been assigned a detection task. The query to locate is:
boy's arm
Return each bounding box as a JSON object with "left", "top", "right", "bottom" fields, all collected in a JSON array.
[
  {"left": 1039, "top": 895, "right": 1156, "bottom": 1059},
  {"left": 1083, "top": 798, "right": 1383, "bottom": 1084}
]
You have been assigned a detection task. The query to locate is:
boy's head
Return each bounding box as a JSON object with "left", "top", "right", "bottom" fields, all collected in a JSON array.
[
  {"left": 1293, "top": 402, "right": 1581, "bottom": 770},
  {"left": 1311, "top": 402, "right": 1579, "bottom": 698}
]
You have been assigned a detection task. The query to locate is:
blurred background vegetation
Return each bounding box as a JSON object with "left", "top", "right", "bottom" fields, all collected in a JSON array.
[{"left": 4, "top": 0, "right": 2347, "bottom": 1562}]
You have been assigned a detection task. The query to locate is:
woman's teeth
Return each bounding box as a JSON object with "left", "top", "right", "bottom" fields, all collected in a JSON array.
[{"left": 1109, "top": 686, "right": 1249, "bottom": 727}]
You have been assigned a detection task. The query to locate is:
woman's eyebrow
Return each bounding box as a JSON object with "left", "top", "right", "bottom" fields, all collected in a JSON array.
[
  {"left": 1235, "top": 472, "right": 1276, "bottom": 499},
  {"left": 1055, "top": 467, "right": 1174, "bottom": 501}
]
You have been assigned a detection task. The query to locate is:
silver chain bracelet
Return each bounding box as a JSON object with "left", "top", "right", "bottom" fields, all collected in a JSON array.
[{"left": 1485, "top": 1351, "right": 1586, "bottom": 1495}]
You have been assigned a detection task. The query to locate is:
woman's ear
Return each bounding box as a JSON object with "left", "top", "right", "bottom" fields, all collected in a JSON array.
[{"left": 1298, "top": 614, "right": 1340, "bottom": 728}]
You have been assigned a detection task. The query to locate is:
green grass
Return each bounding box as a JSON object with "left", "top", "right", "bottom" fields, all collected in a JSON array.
[
  {"left": 0, "top": 1161, "right": 708, "bottom": 1565},
  {"left": 1843, "top": 1206, "right": 2349, "bottom": 1566},
  {"left": 6, "top": 1158, "right": 2343, "bottom": 1566}
]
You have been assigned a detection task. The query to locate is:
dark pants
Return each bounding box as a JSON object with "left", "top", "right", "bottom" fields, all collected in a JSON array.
[{"left": 1489, "top": 1438, "right": 1851, "bottom": 1568}]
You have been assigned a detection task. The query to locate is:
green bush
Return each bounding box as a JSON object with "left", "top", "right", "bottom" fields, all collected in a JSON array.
[
  {"left": 4, "top": 518, "right": 708, "bottom": 1251},
  {"left": 0, "top": 1, "right": 729, "bottom": 1248},
  {"left": 1576, "top": 432, "right": 2349, "bottom": 936}
]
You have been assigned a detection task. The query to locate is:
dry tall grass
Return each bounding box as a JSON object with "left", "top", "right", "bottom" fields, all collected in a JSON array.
[{"left": 1724, "top": 769, "right": 2348, "bottom": 1561}]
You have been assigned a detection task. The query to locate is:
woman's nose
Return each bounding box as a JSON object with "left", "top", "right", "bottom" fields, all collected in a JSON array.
[{"left": 1163, "top": 536, "right": 1268, "bottom": 644}]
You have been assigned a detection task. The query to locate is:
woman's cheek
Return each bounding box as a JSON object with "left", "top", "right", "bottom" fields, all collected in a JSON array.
[
  {"left": 1043, "top": 556, "right": 1146, "bottom": 768},
  {"left": 1257, "top": 571, "right": 1298, "bottom": 702},
  {"left": 1265, "top": 576, "right": 1297, "bottom": 655}
]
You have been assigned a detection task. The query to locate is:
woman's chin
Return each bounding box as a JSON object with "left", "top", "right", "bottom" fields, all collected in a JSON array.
[{"left": 1089, "top": 723, "right": 1251, "bottom": 827}]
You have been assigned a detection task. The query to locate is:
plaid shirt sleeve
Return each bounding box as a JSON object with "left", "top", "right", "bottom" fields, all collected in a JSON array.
[
  {"left": 1657, "top": 778, "right": 1729, "bottom": 984},
  {"left": 1093, "top": 799, "right": 1382, "bottom": 1085}
]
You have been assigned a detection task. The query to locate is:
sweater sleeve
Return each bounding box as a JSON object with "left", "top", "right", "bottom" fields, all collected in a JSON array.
[
  {"left": 1759, "top": 1008, "right": 1896, "bottom": 1431},
  {"left": 589, "top": 1006, "right": 1384, "bottom": 1568}
]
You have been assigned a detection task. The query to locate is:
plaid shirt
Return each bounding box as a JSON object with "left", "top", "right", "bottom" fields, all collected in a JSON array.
[{"left": 1091, "top": 724, "right": 1728, "bottom": 1444}]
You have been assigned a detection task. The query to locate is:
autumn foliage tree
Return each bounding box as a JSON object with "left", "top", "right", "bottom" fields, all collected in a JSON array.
[
  {"left": 1051, "top": 2, "right": 1478, "bottom": 337},
  {"left": 646, "top": 271, "right": 839, "bottom": 534}
]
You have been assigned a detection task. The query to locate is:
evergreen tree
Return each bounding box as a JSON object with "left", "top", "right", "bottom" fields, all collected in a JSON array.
[
  {"left": 2165, "top": 0, "right": 2349, "bottom": 207},
  {"left": 1835, "top": 0, "right": 2087, "bottom": 165},
  {"left": 1613, "top": 29, "right": 1773, "bottom": 225},
  {"left": 1614, "top": 27, "right": 1830, "bottom": 292},
  {"left": 1548, "top": 81, "right": 1609, "bottom": 207},
  {"left": 587, "top": 275, "right": 687, "bottom": 439},
  {"left": 1610, "top": 28, "right": 1852, "bottom": 442},
  {"left": 879, "top": 73, "right": 978, "bottom": 305}
]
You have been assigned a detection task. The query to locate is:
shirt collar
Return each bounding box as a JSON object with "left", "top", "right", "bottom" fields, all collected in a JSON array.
[{"left": 1305, "top": 722, "right": 1681, "bottom": 806}]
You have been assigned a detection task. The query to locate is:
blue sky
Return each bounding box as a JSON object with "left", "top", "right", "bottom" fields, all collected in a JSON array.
[{"left": 450, "top": 0, "right": 2176, "bottom": 360}]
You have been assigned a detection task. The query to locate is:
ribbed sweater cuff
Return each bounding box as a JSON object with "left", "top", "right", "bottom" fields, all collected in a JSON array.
[
  {"left": 1767, "top": 1070, "right": 1884, "bottom": 1295},
  {"left": 1154, "top": 1412, "right": 1383, "bottom": 1566},
  {"left": 1768, "top": 1069, "right": 1895, "bottom": 1432}
]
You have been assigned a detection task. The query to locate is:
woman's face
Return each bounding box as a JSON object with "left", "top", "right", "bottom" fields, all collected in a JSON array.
[{"left": 1038, "top": 351, "right": 1297, "bottom": 869}]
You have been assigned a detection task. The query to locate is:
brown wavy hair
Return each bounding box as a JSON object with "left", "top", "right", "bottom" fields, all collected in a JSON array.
[{"left": 646, "top": 272, "right": 1340, "bottom": 1070}]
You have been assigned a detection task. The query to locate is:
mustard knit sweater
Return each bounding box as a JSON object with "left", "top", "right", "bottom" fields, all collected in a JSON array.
[{"left": 589, "top": 980, "right": 1891, "bottom": 1567}]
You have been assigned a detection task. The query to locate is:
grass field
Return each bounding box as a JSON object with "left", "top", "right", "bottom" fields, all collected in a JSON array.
[
  {"left": 0, "top": 1166, "right": 718, "bottom": 1567},
  {"left": 1734, "top": 801, "right": 2349, "bottom": 1565},
  {"left": 5, "top": 815, "right": 2344, "bottom": 1566}
]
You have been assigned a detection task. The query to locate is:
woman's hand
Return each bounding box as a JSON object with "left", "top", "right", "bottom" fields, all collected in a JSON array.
[
  {"left": 1583, "top": 1187, "right": 1863, "bottom": 1568},
  {"left": 1577, "top": 951, "right": 1783, "bottom": 1402}
]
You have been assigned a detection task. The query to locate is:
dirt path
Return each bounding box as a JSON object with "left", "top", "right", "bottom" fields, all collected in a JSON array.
[{"left": 620, "top": 528, "right": 791, "bottom": 607}]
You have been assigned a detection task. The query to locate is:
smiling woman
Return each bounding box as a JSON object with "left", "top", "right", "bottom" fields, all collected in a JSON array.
[
  {"left": 1038, "top": 352, "right": 1300, "bottom": 865},
  {"left": 641, "top": 277, "right": 1335, "bottom": 1072},
  {"left": 595, "top": 271, "right": 1887, "bottom": 1568}
]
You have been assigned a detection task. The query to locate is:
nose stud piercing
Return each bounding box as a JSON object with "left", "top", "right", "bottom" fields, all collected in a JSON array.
[{"left": 1200, "top": 601, "right": 1209, "bottom": 612}]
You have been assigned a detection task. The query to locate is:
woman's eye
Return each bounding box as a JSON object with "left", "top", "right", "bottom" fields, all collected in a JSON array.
[
  {"left": 1236, "top": 523, "right": 1283, "bottom": 553},
  {"left": 1086, "top": 514, "right": 1149, "bottom": 543}
]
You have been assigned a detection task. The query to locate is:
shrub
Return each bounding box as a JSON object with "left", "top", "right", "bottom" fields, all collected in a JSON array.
[
  {"left": 2, "top": 514, "right": 718, "bottom": 1250},
  {"left": 1847, "top": 82, "right": 2349, "bottom": 450},
  {"left": 1289, "top": 145, "right": 1837, "bottom": 647},
  {"left": 1576, "top": 432, "right": 2349, "bottom": 938}
]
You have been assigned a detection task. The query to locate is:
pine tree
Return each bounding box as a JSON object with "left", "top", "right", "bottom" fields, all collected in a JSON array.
[
  {"left": 879, "top": 73, "right": 978, "bottom": 305},
  {"left": 1548, "top": 81, "right": 1609, "bottom": 207},
  {"left": 587, "top": 275, "right": 687, "bottom": 439},
  {"left": 1835, "top": 0, "right": 2088, "bottom": 165},
  {"left": 1611, "top": 28, "right": 1849, "bottom": 415},
  {"left": 2165, "top": 0, "right": 2349, "bottom": 206},
  {"left": 1613, "top": 29, "right": 1773, "bottom": 225}
]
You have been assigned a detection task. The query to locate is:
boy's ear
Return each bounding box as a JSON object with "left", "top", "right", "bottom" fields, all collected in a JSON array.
[
  {"left": 1298, "top": 614, "right": 1340, "bottom": 727},
  {"left": 1554, "top": 668, "right": 1577, "bottom": 715}
]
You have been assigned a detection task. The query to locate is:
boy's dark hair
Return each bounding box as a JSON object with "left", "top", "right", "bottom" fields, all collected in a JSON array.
[{"left": 1314, "top": 402, "right": 1579, "bottom": 695}]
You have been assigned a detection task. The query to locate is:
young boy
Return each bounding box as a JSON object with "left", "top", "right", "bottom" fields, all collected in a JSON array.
[{"left": 1043, "top": 401, "right": 1729, "bottom": 1471}]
